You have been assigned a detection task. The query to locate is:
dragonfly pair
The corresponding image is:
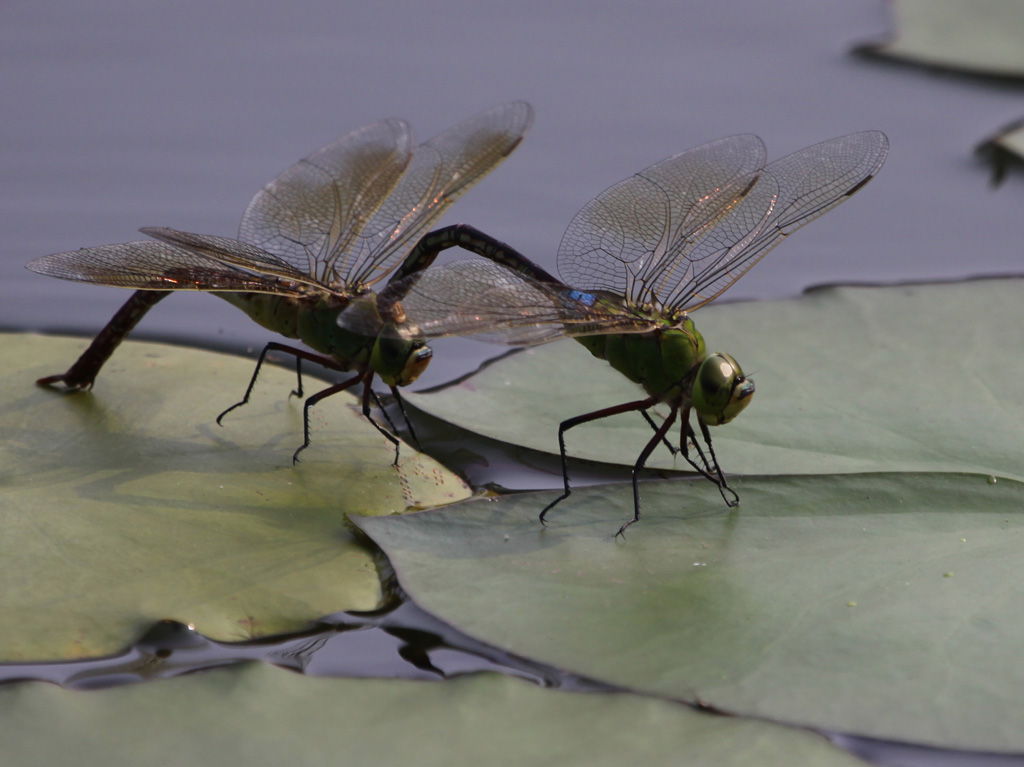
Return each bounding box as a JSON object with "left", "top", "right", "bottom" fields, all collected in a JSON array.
[{"left": 28, "top": 104, "right": 889, "bottom": 537}]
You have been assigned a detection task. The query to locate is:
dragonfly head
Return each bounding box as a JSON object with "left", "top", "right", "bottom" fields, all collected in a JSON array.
[
  {"left": 692, "top": 353, "right": 754, "bottom": 425},
  {"left": 372, "top": 333, "right": 433, "bottom": 387}
]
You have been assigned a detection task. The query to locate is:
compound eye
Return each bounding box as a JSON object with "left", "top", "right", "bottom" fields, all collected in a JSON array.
[{"left": 692, "top": 353, "right": 754, "bottom": 425}]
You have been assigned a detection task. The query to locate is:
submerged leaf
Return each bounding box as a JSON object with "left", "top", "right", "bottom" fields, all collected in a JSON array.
[{"left": 0, "top": 334, "right": 469, "bottom": 661}]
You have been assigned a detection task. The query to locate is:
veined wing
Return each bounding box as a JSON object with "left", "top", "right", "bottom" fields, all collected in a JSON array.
[
  {"left": 675, "top": 131, "right": 890, "bottom": 311},
  {"left": 344, "top": 101, "right": 534, "bottom": 289},
  {"left": 238, "top": 118, "right": 415, "bottom": 286},
  {"left": 555, "top": 132, "right": 888, "bottom": 316},
  {"left": 556, "top": 135, "right": 772, "bottom": 307},
  {"left": 141, "top": 227, "right": 332, "bottom": 293},
  {"left": 26, "top": 240, "right": 312, "bottom": 296},
  {"left": 341, "top": 259, "right": 658, "bottom": 347}
]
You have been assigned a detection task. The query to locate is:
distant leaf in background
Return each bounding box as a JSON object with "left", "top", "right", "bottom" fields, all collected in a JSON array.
[
  {"left": 0, "top": 335, "right": 469, "bottom": 661},
  {"left": 856, "top": 0, "right": 1024, "bottom": 78},
  {"left": 976, "top": 117, "right": 1024, "bottom": 186}
]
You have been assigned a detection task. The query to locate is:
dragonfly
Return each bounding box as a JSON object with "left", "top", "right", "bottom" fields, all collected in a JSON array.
[
  {"left": 341, "top": 131, "right": 889, "bottom": 535},
  {"left": 27, "top": 101, "right": 533, "bottom": 463}
]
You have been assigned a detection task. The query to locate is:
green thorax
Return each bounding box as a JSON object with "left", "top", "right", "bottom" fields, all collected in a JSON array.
[{"left": 574, "top": 318, "right": 706, "bottom": 402}]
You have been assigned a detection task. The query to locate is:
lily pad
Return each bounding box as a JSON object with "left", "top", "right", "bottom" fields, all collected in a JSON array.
[
  {"left": 0, "top": 663, "right": 865, "bottom": 767},
  {"left": 407, "top": 279, "right": 1024, "bottom": 482},
  {"left": 0, "top": 334, "right": 469, "bottom": 661},
  {"left": 857, "top": 0, "right": 1024, "bottom": 79},
  {"left": 356, "top": 473, "right": 1024, "bottom": 751}
]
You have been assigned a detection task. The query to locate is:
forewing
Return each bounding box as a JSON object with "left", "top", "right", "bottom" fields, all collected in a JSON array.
[
  {"left": 141, "top": 227, "right": 329, "bottom": 291},
  {"left": 26, "top": 240, "right": 308, "bottom": 295},
  {"left": 346, "top": 101, "right": 534, "bottom": 289},
  {"left": 556, "top": 135, "right": 769, "bottom": 305},
  {"left": 344, "top": 260, "right": 654, "bottom": 346},
  {"left": 674, "top": 130, "right": 890, "bottom": 311},
  {"left": 238, "top": 118, "right": 414, "bottom": 284}
]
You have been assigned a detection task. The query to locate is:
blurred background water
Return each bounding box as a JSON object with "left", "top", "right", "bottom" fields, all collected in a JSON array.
[{"left": 2, "top": 0, "right": 1022, "bottom": 388}]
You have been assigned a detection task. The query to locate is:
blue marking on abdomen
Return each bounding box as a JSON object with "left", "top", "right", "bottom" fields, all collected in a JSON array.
[{"left": 567, "top": 290, "right": 597, "bottom": 306}]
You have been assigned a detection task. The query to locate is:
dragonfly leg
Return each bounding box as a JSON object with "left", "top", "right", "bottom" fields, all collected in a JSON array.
[
  {"left": 37, "top": 290, "right": 169, "bottom": 390},
  {"left": 539, "top": 395, "right": 658, "bottom": 527},
  {"left": 618, "top": 406, "right": 678, "bottom": 539},
  {"left": 640, "top": 410, "right": 679, "bottom": 456},
  {"left": 694, "top": 415, "right": 739, "bottom": 507},
  {"left": 357, "top": 375, "right": 401, "bottom": 466},
  {"left": 290, "top": 355, "right": 304, "bottom": 399},
  {"left": 293, "top": 371, "right": 367, "bottom": 463},
  {"left": 366, "top": 387, "right": 414, "bottom": 461},
  {"left": 677, "top": 409, "right": 739, "bottom": 507},
  {"left": 388, "top": 386, "right": 422, "bottom": 451},
  {"left": 217, "top": 343, "right": 341, "bottom": 426}
]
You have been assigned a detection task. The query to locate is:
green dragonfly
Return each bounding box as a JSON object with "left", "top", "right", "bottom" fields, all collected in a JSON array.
[
  {"left": 27, "top": 102, "right": 533, "bottom": 462},
  {"left": 342, "top": 131, "right": 889, "bottom": 535}
]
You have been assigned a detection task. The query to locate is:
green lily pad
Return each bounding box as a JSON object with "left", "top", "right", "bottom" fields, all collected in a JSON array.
[
  {"left": 407, "top": 279, "right": 1024, "bottom": 482},
  {"left": 0, "top": 334, "right": 470, "bottom": 661},
  {"left": 857, "top": 0, "right": 1024, "bottom": 78},
  {"left": 0, "top": 663, "right": 865, "bottom": 767},
  {"left": 356, "top": 473, "right": 1024, "bottom": 751}
]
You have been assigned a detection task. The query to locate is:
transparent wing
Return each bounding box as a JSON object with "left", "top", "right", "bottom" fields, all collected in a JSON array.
[
  {"left": 342, "top": 101, "right": 534, "bottom": 289},
  {"left": 141, "top": 227, "right": 330, "bottom": 292},
  {"left": 556, "top": 135, "right": 770, "bottom": 306},
  {"left": 556, "top": 131, "right": 889, "bottom": 315},
  {"left": 339, "top": 260, "right": 656, "bottom": 346},
  {"left": 674, "top": 130, "right": 890, "bottom": 311},
  {"left": 26, "top": 240, "right": 310, "bottom": 296},
  {"left": 238, "top": 118, "right": 415, "bottom": 285}
]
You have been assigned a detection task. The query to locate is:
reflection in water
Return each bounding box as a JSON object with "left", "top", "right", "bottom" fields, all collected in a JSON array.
[{"left": 0, "top": 592, "right": 612, "bottom": 693}]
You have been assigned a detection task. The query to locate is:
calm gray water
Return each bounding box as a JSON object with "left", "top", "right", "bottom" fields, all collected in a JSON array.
[{"left": 3, "top": 0, "right": 1022, "bottom": 386}]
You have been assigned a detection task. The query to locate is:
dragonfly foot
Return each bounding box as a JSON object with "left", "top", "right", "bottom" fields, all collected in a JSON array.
[{"left": 36, "top": 373, "right": 94, "bottom": 391}]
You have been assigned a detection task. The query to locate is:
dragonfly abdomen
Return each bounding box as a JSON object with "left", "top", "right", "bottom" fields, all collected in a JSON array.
[{"left": 220, "top": 293, "right": 305, "bottom": 340}]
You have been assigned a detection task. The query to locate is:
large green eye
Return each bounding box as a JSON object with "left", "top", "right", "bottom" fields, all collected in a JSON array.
[
  {"left": 692, "top": 353, "right": 755, "bottom": 425},
  {"left": 373, "top": 336, "right": 432, "bottom": 387}
]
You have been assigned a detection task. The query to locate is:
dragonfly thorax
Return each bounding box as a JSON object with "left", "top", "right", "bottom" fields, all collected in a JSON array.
[{"left": 691, "top": 352, "right": 754, "bottom": 425}]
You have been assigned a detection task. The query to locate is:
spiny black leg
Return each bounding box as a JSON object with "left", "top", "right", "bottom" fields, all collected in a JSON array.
[
  {"left": 538, "top": 395, "right": 658, "bottom": 526},
  {"left": 618, "top": 406, "right": 677, "bottom": 539},
  {"left": 677, "top": 410, "right": 739, "bottom": 507},
  {"left": 290, "top": 355, "right": 304, "bottom": 399},
  {"left": 641, "top": 410, "right": 679, "bottom": 455},
  {"left": 218, "top": 342, "right": 341, "bottom": 425},
  {"left": 389, "top": 386, "right": 422, "bottom": 451},
  {"left": 370, "top": 389, "right": 401, "bottom": 436},
  {"left": 695, "top": 415, "right": 739, "bottom": 507},
  {"left": 292, "top": 372, "right": 365, "bottom": 463},
  {"left": 366, "top": 387, "right": 418, "bottom": 457},
  {"left": 358, "top": 376, "right": 401, "bottom": 466}
]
